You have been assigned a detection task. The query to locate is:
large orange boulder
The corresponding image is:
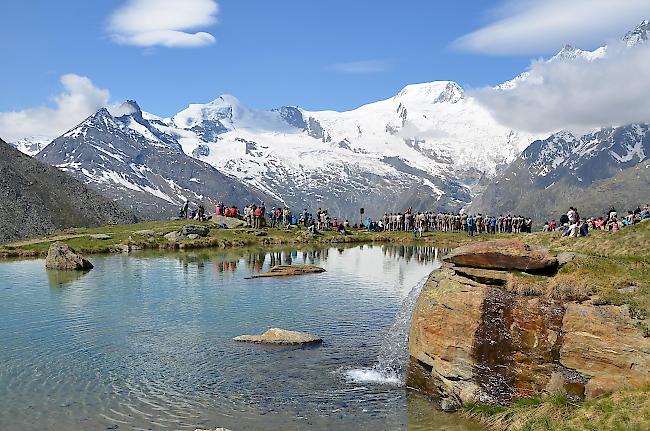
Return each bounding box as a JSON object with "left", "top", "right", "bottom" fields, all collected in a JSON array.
[{"left": 444, "top": 240, "right": 557, "bottom": 273}]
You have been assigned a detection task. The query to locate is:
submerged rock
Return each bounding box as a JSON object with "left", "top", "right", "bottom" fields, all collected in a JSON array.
[
  {"left": 45, "top": 242, "right": 93, "bottom": 271},
  {"left": 248, "top": 264, "right": 326, "bottom": 278},
  {"left": 234, "top": 328, "right": 322, "bottom": 345},
  {"left": 444, "top": 240, "right": 557, "bottom": 273}
]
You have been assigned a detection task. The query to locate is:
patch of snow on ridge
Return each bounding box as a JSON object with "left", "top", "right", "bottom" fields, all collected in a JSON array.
[{"left": 10, "top": 135, "right": 52, "bottom": 156}]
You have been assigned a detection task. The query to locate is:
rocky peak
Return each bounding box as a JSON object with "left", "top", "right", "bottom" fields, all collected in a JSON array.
[
  {"left": 433, "top": 82, "right": 465, "bottom": 104},
  {"left": 112, "top": 100, "right": 142, "bottom": 116},
  {"left": 62, "top": 107, "right": 121, "bottom": 138},
  {"left": 623, "top": 19, "right": 650, "bottom": 47},
  {"left": 550, "top": 44, "right": 606, "bottom": 62},
  {"left": 394, "top": 81, "right": 464, "bottom": 103},
  {"left": 173, "top": 95, "right": 240, "bottom": 129},
  {"left": 273, "top": 106, "right": 307, "bottom": 130}
]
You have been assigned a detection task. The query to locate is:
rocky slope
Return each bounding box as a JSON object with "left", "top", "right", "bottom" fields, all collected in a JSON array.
[
  {"left": 407, "top": 239, "right": 650, "bottom": 410},
  {"left": 36, "top": 102, "right": 273, "bottom": 219},
  {"left": 471, "top": 125, "right": 650, "bottom": 221},
  {"left": 0, "top": 138, "right": 137, "bottom": 242}
]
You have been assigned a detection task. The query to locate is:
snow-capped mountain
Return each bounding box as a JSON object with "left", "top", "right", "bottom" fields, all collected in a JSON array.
[
  {"left": 145, "top": 81, "right": 537, "bottom": 219},
  {"left": 36, "top": 101, "right": 272, "bottom": 218},
  {"left": 471, "top": 20, "right": 650, "bottom": 220},
  {"left": 23, "top": 20, "right": 650, "bottom": 220},
  {"left": 623, "top": 19, "right": 650, "bottom": 47},
  {"left": 470, "top": 124, "right": 650, "bottom": 221}
]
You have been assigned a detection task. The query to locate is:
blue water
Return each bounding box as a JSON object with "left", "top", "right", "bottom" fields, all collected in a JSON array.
[{"left": 0, "top": 244, "right": 483, "bottom": 431}]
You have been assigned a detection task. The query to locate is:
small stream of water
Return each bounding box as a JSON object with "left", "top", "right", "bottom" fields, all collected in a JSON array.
[{"left": 344, "top": 273, "right": 433, "bottom": 386}]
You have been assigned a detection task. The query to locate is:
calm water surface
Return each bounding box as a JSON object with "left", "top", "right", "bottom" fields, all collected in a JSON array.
[{"left": 0, "top": 244, "right": 483, "bottom": 431}]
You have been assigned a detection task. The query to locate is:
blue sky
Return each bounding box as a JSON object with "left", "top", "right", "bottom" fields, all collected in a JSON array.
[
  {"left": 1, "top": 0, "right": 649, "bottom": 141},
  {"left": 0, "top": 0, "right": 540, "bottom": 115}
]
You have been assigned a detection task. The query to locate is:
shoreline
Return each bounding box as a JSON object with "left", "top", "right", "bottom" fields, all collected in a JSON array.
[{"left": 0, "top": 219, "right": 499, "bottom": 259}]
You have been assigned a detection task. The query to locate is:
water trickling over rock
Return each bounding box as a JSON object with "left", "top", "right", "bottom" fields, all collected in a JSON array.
[{"left": 347, "top": 269, "right": 439, "bottom": 385}]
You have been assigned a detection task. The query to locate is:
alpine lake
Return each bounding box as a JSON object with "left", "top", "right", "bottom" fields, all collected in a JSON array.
[{"left": 0, "top": 244, "right": 485, "bottom": 431}]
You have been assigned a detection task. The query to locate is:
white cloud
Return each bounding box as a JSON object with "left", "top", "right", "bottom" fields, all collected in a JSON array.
[
  {"left": 328, "top": 60, "right": 388, "bottom": 74},
  {"left": 472, "top": 43, "right": 650, "bottom": 133},
  {"left": 0, "top": 74, "right": 109, "bottom": 142},
  {"left": 453, "top": 0, "right": 650, "bottom": 55},
  {"left": 108, "top": 0, "right": 218, "bottom": 48}
]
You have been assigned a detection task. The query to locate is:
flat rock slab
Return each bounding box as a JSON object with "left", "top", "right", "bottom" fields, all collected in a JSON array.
[
  {"left": 234, "top": 328, "right": 322, "bottom": 345},
  {"left": 133, "top": 229, "right": 155, "bottom": 236},
  {"left": 248, "top": 264, "right": 326, "bottom": 278},
  {"left": 45, "top": 242, "right": 93, "bottom": 271},
  {"left": 444, "top": 240, "right": 557, "bottom": 273},
  {"left": 89, "top": 234, "right": 111, "bottom": 240}
]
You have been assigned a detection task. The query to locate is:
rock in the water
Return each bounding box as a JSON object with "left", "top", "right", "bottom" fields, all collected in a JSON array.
[
  {"left": 181, "top": 224, "right": 210, "bottom": 237},
  {"left": 45, "top": 242, "right": 93, "bottom": 271},
  {"left": 444, "top": 240, "right": 557, "bottom": 273},
  {"left": 248, "top": 264, "right": 326, "bottom": 278},
  {"left": 234, "top": 328, "right": 322, "bottom": 345},
  {"left": 89, "top": 233, "right": 111, "bottom": 240},
  {"left": 110, "top": 244, "right": 141, "bottom": 253}
]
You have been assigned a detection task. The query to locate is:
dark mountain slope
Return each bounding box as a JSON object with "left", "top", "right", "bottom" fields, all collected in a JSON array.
[{"left": 0, "top": 139, "right": 137, "bottom": 242}]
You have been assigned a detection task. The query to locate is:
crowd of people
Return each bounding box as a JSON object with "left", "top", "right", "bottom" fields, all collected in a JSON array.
[
  {"left": 542, "top": 205, "right": 650, "bottom": 237},
  {"left": 374, "top": 211, "right": 532, "bottom": 236},
  {"left": 179, "top": 198, "right": 648, "bottom": 238}
]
